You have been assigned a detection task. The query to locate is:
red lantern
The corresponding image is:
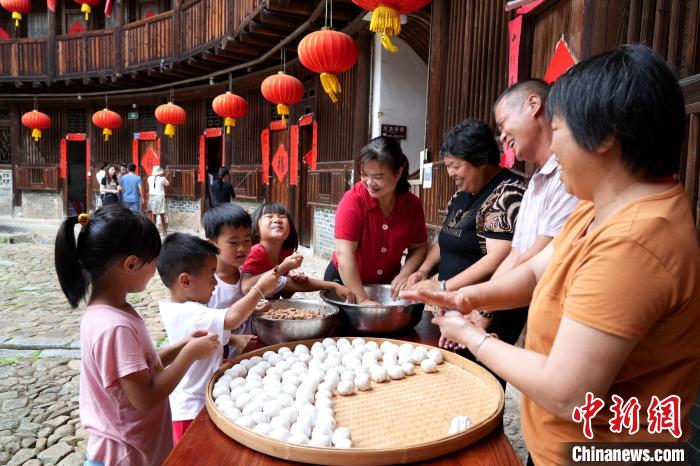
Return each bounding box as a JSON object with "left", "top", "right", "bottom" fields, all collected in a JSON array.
[
  {"left": 21, "top": 110, "right": 51, "bottom": 142},
  {"left": 92, "top": 108, "right": 122, "bottom": 142},
  {"left": 260, "top": 71, "right": 304, "bottom": 126},
  {"left": 1, "top": 0, "right": 32, "bottom": 27},
  {"left": 155, "top": 102, "right": 186, "bottom": 138},
  {"left": 212, "top": 91, "right": 248, "bottom": 134},
  {"left": 74, "top": 0, "right": 100, "bottom": 21},
  {"left": 352, "top": 0, "right": 431, "bottom": 52},
  {"left": 298, "top": 28, "right": 359, "bottom": 103}
]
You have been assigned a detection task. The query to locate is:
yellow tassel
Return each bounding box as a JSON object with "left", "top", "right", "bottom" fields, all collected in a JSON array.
[
  {"left": 81, "top": 4, "right": 91, "bottom": 21},
  {"left": 224, "top": 117, "right": 235, "bottom": 134},
  {"left": 370, "top": 6, "right": 401, "bottom": 52},
  {"left": 31, "top": 128, "right": 41, "bottom": 141},
  {"left": 276, "top": 104, "right": 289, "bottom": 126},
  {"left": 12, "top": 12, "right": 21, "bottom": 28},
  {"left": 165, "top": 124, "right": 175, "bottom": 137},
  {"left": 320, "top": 73, "right": 341, "bottom": 103},
  {"left": 381, "top": 34, "right": 399, "bottom": 53},
  {"left": 103, "top": 128, "right": 112, "bottom": 142}
]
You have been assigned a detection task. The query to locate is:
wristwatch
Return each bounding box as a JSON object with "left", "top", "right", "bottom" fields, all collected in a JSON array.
[
  {"left": 439, "top": 280, "right": 447, "bottom": 291},
  {"left": 478, "top": 309, "right": 495, "bottom": 319}
]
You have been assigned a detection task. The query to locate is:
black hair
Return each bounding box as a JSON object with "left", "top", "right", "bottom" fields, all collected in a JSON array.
[
  {"left": 440, "top": 119, "right": 500, "bottom": 166},
  {"left": 203, "top": 203, "right": 252, "bottom": 240},
  {"left": 54, "top": 203, "right": 161, "bottom": 308},
  {"left": 95, "top": 161, "right": 106, "bottom": 170},
  {"left": 251, "top": 202, "right": 299, "bottom": 250},
  {"left": 127, "top": 163, "right": 137, "bottom": 172},
  {"left": 213, "top": 167, "right": 229, "bottom": 190},
  {"left": 356, "top": 136, "right": 410, "bottom": 194},
  {"left": 546, "top": 44, "right": 684, "bottom": 179},
  {"left": 494, "top": 79, "right": 550, "bottom": 112},
  {"left": 157, "top": 232, "right": 220, "bottom": 289},
  {"left": 104, "top": 164, "right": 118, "bottom": 184}
]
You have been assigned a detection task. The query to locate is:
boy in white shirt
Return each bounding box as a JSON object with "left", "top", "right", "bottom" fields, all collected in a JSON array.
[{"left": 157, "top": 232, "right": 283, "bottom": 445}]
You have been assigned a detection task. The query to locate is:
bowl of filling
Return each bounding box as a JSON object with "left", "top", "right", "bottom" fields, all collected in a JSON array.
[{"left": 252, "top": 299, "right": 339, "bottom": 345}]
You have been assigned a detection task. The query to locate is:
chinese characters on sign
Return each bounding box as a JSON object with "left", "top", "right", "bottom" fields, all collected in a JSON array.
[
  {"left": 381, "top": 124, "right": 407, "bottom": 140},
  {"left": 572, "top": 392, "right": 682, "bottom": 439}
]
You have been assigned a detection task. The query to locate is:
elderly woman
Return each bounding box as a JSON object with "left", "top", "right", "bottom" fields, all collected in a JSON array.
[
  {"left": 402, "top": 45, "right": 700, "bottom": 466},
  {"left": 324, "top": 136, "right": 428, "bottom": 303}
]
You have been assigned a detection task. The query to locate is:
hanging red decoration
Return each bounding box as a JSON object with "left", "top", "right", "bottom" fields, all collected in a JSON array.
[
  {"left": 212, "top": 91, "right": 248, "bottom": 134},
  {"left": 1, "top": 0, "right": 32, "bottom": 28},
  {"left": 260, "top": 71, "right": 304, "bottom": 127},
  {"left": 155, "top": 102, "right": 187, "bottom": 138},
  {"left": 92, "top": 108, "right": 122, "bottom": 142},
  {"left": 352, "top": 0, "right": 431, "bottom": 52},
  {"left": 74, "top": 0, "right": 100, "bottom": 21},
  {"left": 298, "top": 28, "right": 359, "bottom": 103},
  {"left": 21, "top": 110, "right": 51, "bottom": 142}
]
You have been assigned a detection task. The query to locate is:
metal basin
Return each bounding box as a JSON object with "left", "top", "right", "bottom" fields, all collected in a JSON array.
[
  {"left": 320, "top": 284, "right": 425, "bottom": 334},
  {"left": 252, "top": 299, "right": 339, "bottom": 345}
]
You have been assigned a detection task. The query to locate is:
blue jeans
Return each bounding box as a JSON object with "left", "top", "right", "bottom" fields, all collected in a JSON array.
[
  {"left": 84, "top": 459, "right": 105, "bottom": 466},
  {"left": 122, "top": 200, "right": 140, "bottom": 211}
]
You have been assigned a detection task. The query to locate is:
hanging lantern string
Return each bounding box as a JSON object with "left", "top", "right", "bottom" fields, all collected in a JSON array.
[
  {"left": 169, "top": 88, "right": 174, "bottom": 103},
  {"left": 105, "top": 94, "right": 108, "bottom": 109},
  {"left": 33, "top": 96, "right": 37, "bottom": 111},
  {"left": 324, "top": 0, "right": 328, "bottom": 28},
  {"left": 228, "top": 73, "right": 232, "bottom": 92},
  {"left": 330, "top": 0, "right": 333, "bottom": 29}
]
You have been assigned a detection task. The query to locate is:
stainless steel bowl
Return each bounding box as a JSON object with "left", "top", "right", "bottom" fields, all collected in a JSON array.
[
  {"left": 320, "top": 284, "right": 425, "bottom": 334},
  {"left": 252, "top": 299, "right": 339, "bottom": 345}
]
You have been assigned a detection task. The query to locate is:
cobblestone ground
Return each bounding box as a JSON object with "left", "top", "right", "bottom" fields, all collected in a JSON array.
[{"left": 0, "top": 242, "right": 526, "bottom": 465}]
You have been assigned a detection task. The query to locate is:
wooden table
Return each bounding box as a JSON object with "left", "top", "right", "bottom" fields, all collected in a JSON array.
[{"left": 164, "top": 312, "right": 522, "bottom": 465}]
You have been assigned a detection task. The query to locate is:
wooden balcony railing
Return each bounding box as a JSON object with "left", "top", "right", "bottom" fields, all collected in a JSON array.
[
  {"left": 0, "top": 38, "right": 48, "bottom": 78},
  {"left": 0, "top": 0, "right": 261, "bottom": 80},
  {"left": 57, "top": 29, "right": 115, "bottom": 75},
  {"left": 165, "top": 167, "right": 198, "bottom": 198}
]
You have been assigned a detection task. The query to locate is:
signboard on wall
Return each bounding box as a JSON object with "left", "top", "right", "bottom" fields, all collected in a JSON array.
[{"left": 381, "top": 124, "right": 407, "bottom": 140}]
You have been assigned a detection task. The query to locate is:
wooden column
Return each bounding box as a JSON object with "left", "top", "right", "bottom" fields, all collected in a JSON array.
[
  {"left": 47, "top": 4, "right": 57, "bottom": 81},
  {"left": 425, "top": 0, "right": 449, "bottom": 161},
  {"left": 351, "top": 30, "right": 371, "bottom": 160},
  {"left": 114, "top": 0, "right": 124, "bottom": 72},
  {"left": 172, "top": 0, "right": 181, "bottom": 58},
  {"left": 9, "top": 104, "right": 22, "bottom": 208}
]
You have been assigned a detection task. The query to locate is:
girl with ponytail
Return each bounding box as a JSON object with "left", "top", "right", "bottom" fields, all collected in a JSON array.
[
  {"left": 324, "top": 136, "right": 429, "bottom": 304},
  {"left": 54, "top": 204, "right": 219, "bottom": 466}
]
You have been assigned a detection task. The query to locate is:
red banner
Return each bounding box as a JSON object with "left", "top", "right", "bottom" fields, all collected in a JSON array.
[
  {"left": 303, "top": 121, "right": 318, "bottom": 171},
  {"left": 205, "top": 128, "right": 222, "bottom": 138},
  {"left": 132, "top": 142, "right": 139, "bottom": 174},
  {"left": 508, "top": 16, "right": 523, "bottom": 86},
  {"left": 272, "top": 144, "right": 289, "bottom": 182},
  {"left": 517, "top": 0, "right": 544, "bottom": 14},
  {"left": 141, "top": 149, "right": 159, "bottom": 176},
  {"left": 290, "top": 124, "right": 299, "bottom": 185},
  {"left": 299, "top": 114, "right": 314, "bottom": 126},
  {"left": 66, "top": 133, "right": 85, "bottom": 141},
  {"left": 221, "top": 133, "right": 226, "bottom": 168},
  {"left": 59, "top": 139, "right": 67, "bottom": 179},
  {"left": 85, "top": 138, "right": 91, "bottom": 179},
  {"left": 47, "top": 0, "right": 57, "bottom": 12},
  {"left": 544, "top": 37, "right": 576, "bottom": 83},
  {"left": 198, "top": 135, "right": 206, "bottom": 182},
  {"left": 136, "top": 131, "right": 157, "bottom": 141},
  {"left": 261, "top": 129, "right": 270, "bottom": 185}
]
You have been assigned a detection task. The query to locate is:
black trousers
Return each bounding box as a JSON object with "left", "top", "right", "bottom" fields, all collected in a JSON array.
[{"left": 324, "top": 261, "right": 343, "bottom": 283}]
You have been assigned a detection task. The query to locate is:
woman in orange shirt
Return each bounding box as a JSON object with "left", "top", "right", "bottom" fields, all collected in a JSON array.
[{"left": 402, "top": 45, "right": 700, "bottom": 466}]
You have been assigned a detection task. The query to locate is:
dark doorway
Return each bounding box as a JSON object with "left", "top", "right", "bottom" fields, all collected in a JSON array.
[
  {"left": 202, "top": 136, "right": 223, "bottom": 214},
  {"left": 67, "top": 141, "right": 86, "bottom": 215}
]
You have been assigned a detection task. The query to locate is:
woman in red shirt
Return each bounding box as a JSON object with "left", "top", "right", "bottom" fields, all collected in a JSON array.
[{"left": 324, "top": 136, "right": 429, "bottom": 304}]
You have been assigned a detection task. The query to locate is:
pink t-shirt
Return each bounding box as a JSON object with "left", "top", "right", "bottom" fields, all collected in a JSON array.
[{"left": 80, "top": 304, "right": 173, "bottom": 466}]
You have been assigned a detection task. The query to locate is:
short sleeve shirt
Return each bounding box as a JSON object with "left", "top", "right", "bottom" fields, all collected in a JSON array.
[
  {"left": 240, "top": 244, "right": 290, "bottom": 297},
  {"left": 159, "top": 300, "right": 230, "bottom": 421},
  {"left": 208, "top": 272, "right": 251, "bottom": 334},
  {"left": 521, "top": 184, "right": 700, "bottom": 465},
  {"left": 332, "top": 182, "right": 428, "bottom": 284},
  {"left": 147, "top": 175, "right": 167, "bottom": 196},
  {"left": 438, "top": 170, "right": 525, "bottom": 280},
  {"left": 80, "top": 305, "right": 172, "bottom": 466},
  {"left": 119, "top": 173, "right": 142, "bottom": 202}
]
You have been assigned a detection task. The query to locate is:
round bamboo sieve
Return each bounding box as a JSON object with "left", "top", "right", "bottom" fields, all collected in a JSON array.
[{"left": 205, "top": 337, "right": 504, "bottom": 465}]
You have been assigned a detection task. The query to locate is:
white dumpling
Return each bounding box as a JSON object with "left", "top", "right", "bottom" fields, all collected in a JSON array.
[
  {"left": 382, "top": 351, "right": 398, "bottom": 366},
  {"left": 279, "top": 406, "right": 299, "bottom": 424},
  {"left": 351, "top": 337, "right": 366, "bottom": 347},
  {"left": 251, "top": 411, "right": 269, "bottom": 425},
  {"left": 315, "top": 397, "right": 333, "bottom": 409},
  {"left": 270, "top": 427, "right": 291, "bottom": 441},
  {"left": 239, "top": 359, "right": 254, "bottom": 370},
  {"left": 212, "top": 386, "right": 229, "bottom": 399},
  {"left": 235, "top": 393, "right": 252, "bottom": 410},
  {"left": 311, "top": 342, "right": 325, "bottom": 352},
  {"left": 242, "top": 402, "right": 262, "bottom": 417},
  {"left": 354, "top": 373, "right": 371, "bottom": 391},
  {"left": 365, "top": 341, "right": 379, "bottom": 351},
  {"left": 336, "top": 338, "right": 350, "bottom": 347},
  {"left": 412, "top": 347, "right": 428, "bottom": 364},
  {"left": 362, "top": 352, "right": 378, "bottom": 367},
  {"left": 309, "top": 434, "right": 332, "bottom": 447},
  {"left": 294, "top": 343, "right": 310, "bottom": 354},
  {"left": 340, "top": 370, "right": 355, "bottom": 381},
  {"left": 290, "top": 420, "right": 312, "bottom": 438},
  {"left": 421, "top": 358, "right": 438, "bottom": 373},
  {"left": 333, "top": 438, "right": 353, "bottom": 449},
  {"left": 218, "top": 374, "right": 233, "bottom": 386},
  {"left": 448, "top": 415, "right": 472, "bottom": 435},
  {"left": 229, "top": 376, "right": 247, "bottom": 389},
  {"left": 322, "top": 337, "right": 336, "bottom": 348},
  {"left": 281, "top": 383, "right": 298, "bottom": 397},
  {"left": 312, "top": 423, "right": 333, "bottom": 438},
  {"left": 267, "top": 353, "right": 283, "bottom": 366},
  {"left": 270, "top": 415, "right": 290, "bottom": 430},
  {"left": 387, "top": 365, "right": 405, "bottom": 380},
  {"left": 399, "top": 343, "right": 414, "bottom": 355},
  {"left": 277, "top": 347, "right": 292, "bottom": 356},
  {"left": 235, "top": 416, "right": 255, "bottom": 429},
  {"left": 337, "top": 380, "right": 355, "bottom": 395},
  {"left": 224, "top": 407, "right": 242, "bottom": 422},
  {"left": 288, "top": 432, "right": 309, "bottom": 445},
  {"left": 401, "top": 363, "right": 416, "bottom": 376},
  {"left": 253, "top": 423, "right": 272, "bottom": 436},
  {"left": 370, "top": 365, "right": 388, "bottom": 383},
  {"left": 263, "top": 400, "right": 283, "bottom": 417},
  {"left": 398, "top": 352, "right": 413, "bottom": 365},
  {"left": 428, "top": 348, "right": 444, "bottom": 364}
]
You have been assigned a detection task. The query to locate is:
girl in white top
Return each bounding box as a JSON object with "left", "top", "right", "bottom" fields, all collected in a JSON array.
[{"left": 147, "top": 165, "right": 170, "bottom": 235}]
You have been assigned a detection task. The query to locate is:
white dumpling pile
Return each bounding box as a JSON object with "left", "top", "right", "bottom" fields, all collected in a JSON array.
[
  {"left": 212, "top": 337, "right": 446, "bottom": 449},
  {"left": 447, "top": 415, "right": 472, "bottom": 435}
]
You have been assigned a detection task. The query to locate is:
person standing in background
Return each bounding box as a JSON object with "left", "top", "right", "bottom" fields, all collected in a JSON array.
[
  {"left": 147, "top": 166, "right": 170, "bottom": 236},
  {"left": 120, "top": 164, "right": 144, "bottom": 212}
]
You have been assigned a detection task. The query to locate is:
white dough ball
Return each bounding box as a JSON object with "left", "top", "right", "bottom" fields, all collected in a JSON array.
[
  {"left": 270, "top": 415, "right": 290, "bottom": 430},
  {"left": 288, "top": 432, "right": 309, "bottom": 445},
  {"left": 362, "top": 352, "right": 378, "bottom": 367},
  {"left": 248, "top": 366, "right": 266, "bottom": 378},
  {"left": 294, "top": 344, "right": 310, "bottom": 354},
  {"left": 265, "top": 385, "right": 283, "bottom": 399},
  {"left": 262, "top": 400, "right": 283, "bottom": 417},
  {"left": 338, "top": 345, "right": 353, "bottom": 356},
  {"left": 278, "top": 393, "right": 295, "bottom": 408},
  {"left": 242, "top": 402, "right": 262, "bottom": 417},
  {"left": 253, "top": 423, "right": 272, "bottom": 436},
  {"left": 365, "top": 341, "right": 379, "bottom": 351},
  {"left": 239, "top": 359, "right": 254, "bottom": 370},
  {"left": 317, "top": 407, "right": 335, "bottom": 420},
  {"left": 398, "top": 352, "right": 413, "bottom": 365},
  {"left": 290, "top": 421, "right": 312, "bottom": 438},
  {"left": 448, "top": 415, "right": 473, "bottom": 435},
  {"left": 311, "top": 341, "right": 324, "bottom": 351},
  {"left": 297, "top": 353, "right": 312, "bottom": 364},
  {"left": 309, "top": 434, "right": 332, "bottom": 447},
  {"left": 383, "top": 351, "right": 398, "bottom": 366},
  {"left": 228, "top": 386, "right": 246, "bottom": 400},
  {"left": 399, "top": 343, "right": 414, "bottom": 354},
  {"left": 270, "top": 428, "right": 291, "bottom": 442},
  {"left": 428, "top": 348, "right": 444, "bottom": 364},
  {"left": 291, "top": 361, "right": 308, "bottom": 373},
  {"left": 412, "top": 347, "right": 428, "bottom": 364},
  {"left": 263, "top": 350, "right": 276, "bottom": 360},
  {"left": 262, "top": 375, "right": 280, "bottom": 387},
  {"left": 251, "top": 411, "right": 269, "bottom": 425},
  {"left": 421, "top": 358, "right": 438, "bottom": 373},
  {"left": 235, "top": 416, "right": 255, "bottom": 429},
  {"left": 218, "top": 374, "right": 233, "bottom": 385},
  {"left": 325, "top": 356, "right": 342, "bottom": 368},
  {"left": 267, "top": 366, "right": 284, "bottom": 378},
  {"left": 229, "top": 377, "right": 247, "bottom": 389},
  {"left": 267, "top": 353, "right": 283, "bottom": 366},
  {"left": 311, "top": 349, "right": 327, "bottom": 361},
  {"left": 354, "top": 366, "right": 370, "bottom": 376},
  {"left": 336, "top": 338, "right": 350, "bottom": 347},
  {"left": 235, "top": 393, "right": 252, "bottom": 410},
  {"left": 379, "top": 341, "right": 396, "bottom": 353},
  {"left": 401, "top": 363, "right": 416, "bottom": 376},
  {"left": 224, "top": 407, "right": 242, "bottom": 421},
  {"left": 388, "top": 365, "right": 405, "bottom": 380},
  {"left": 322, "top": 337, "right": 336, "bottom": 348},
  {"left": 277, "top": 347, "right": 292, "bottom": 356},
  {"left": 315, "top": 397, "right": 333, "bottom": 409},
  {"left": 299, "top": 404, "right": 318, "bottom": 420},
  {"left": 351, "top": 337, "right": 366, "bottom": 346},
  {"left": 212, "top": 386, "right": 229, "bottom": 399},
  {"left": 345, "top": 358, "right": 362, "bottom": 370},
  {"left": 370, "top": 365, "right": 388, "bottom": 383},
  {"left": 281, "top": 383, "right": 298, "bottom": 397},
  {"left": 248, "top": 388, "right": 263, "bottom": 400},
  {"left": 332, "top": 426, "right": 351, "bottom": 444},
  {"left": 337, "top": 380, "right": 355, "bottom": 395},
  {"left": 279, "top": 406, "right": 299, "bottom": 424},
  {"left": 312, "top": 423, "right": 333, "bottom": 438},
  {"left": 354, "top": 373, "right": 371, "bottom": 391},
  {"left": 276, "top": 360, "right": 291, "bottom": 371},
  {"left": 227, "top": 364, "right": 247, "bottom": 377},
  {"left": 334, "top": 438, "right": 352, "bottom": 449}
]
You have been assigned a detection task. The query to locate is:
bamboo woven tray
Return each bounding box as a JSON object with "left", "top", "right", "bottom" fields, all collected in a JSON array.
[{"left": 205, "top": 337, "right": 504, "bottom": 465}]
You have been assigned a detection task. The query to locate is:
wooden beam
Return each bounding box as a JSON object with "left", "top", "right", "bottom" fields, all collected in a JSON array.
[
  {"left": 238, "top": 31, "right": 279, "bottom": 49},
  {"left": 247, "top": 21, "right": 291, "bottom": 38},
  {"left": 221, "top": 38, "right": 267, "bottom": 57},
  {"left": 186, "top": 57, "right": 215, "bottom": 72},
  {"left": 266, "top": 0, "right": 316, "bottom": 16},
  {"left": 201, "top": 51, "right": 234, "bottom": 65}
]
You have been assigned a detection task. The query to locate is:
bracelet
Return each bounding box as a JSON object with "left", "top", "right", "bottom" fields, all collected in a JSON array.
[
  {"left": 473, "top": 332, "right": 498, "bottom": 361},
  {"left": 478, "top": 309, "right": 495, "bottom": 319},
  {"left": 251, "top": 286, "right": 265, "bottom": 301},
  {"left": 439, "top": 280, "right": 447, "bottom": 291}
]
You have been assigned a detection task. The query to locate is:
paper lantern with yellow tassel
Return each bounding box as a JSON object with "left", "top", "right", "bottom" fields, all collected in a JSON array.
[
  {"left": 352, "top": 0, "right": 431, "bottom": 52},
  {"left": 260, "top": 71, "right": 304, "bottom": 127},
  {"left": 298, "top": 28, "right": 358, "bottom": 104},
  {"left": 155, "top": 102, "right": 186, "bottom": 138},
  {"left": 212, "top": 92, "right": 248, "bottom": 134},
  {"left": 74, "top": 0, "right": 100, "bottom": 21},
  {"left": 21, "top": 109, "right": 51, "bottom": 142},
  {"left": 1, "top": 0, "right": 32, "bottom": 27},
  {"left": 92, "top": 108, "right": 122, "bottom": 142}
]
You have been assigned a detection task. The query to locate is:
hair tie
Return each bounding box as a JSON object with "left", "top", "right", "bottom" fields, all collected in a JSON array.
[{"left": 77, "top": 213, "right": 90, "bottom": 230}]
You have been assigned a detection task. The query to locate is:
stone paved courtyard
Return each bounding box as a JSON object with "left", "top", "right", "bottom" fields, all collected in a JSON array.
[{"left": 0, "top": 241, "right": 526, "bottom": 465}]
